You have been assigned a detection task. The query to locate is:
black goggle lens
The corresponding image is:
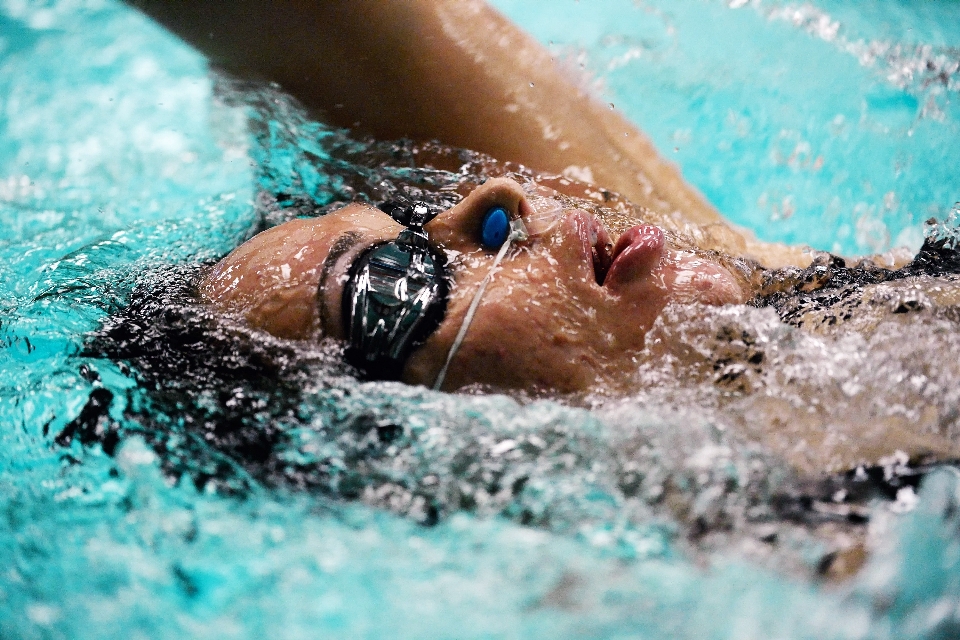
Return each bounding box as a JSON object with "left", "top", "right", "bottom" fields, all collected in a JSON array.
[{"left": 342, "top": 202, "right": 448, "bottom": 379}]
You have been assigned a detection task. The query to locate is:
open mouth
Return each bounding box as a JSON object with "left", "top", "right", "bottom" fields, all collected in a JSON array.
[
  {"left": 571, "top": 212, "right": 664, "bottom": 287},
  {"left": 592, "top": 225, "right": 614, "bottom": 285},
  {"left": 572, "top": 211, "right": 614, "bottom": 285}
]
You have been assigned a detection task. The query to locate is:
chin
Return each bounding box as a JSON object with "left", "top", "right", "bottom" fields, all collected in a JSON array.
[{"left": 660, "top": 253, "right": 745, "bottom": 306}]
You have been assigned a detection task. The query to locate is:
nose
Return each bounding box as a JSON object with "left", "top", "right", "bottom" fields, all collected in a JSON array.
[{"left": 424, "top": 177, "right": 534, "bottom": 250}]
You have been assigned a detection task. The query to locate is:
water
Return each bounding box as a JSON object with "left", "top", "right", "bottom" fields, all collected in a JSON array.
[
  {"left": 3, "top": 1, "right": 960, "bottom": 638},
  {"left": 492, "top": 0, "right": 960, "bottom": 256}
]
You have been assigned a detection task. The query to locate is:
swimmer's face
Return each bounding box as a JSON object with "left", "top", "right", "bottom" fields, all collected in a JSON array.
[{"left": 200, "top": 178, "right": 744, "bottom": 392}]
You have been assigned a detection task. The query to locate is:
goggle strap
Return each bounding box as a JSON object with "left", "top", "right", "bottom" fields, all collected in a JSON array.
[{"left": 432, "top": 218, "right": 527, "bottom": 391}]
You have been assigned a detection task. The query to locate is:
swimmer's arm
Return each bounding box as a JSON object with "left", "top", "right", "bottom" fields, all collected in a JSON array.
[
  {"left": 127, "top": 3, "right": 711, "bottom": 218},
  {"left": 128, "top": 0, "right": 808, "bottom": 267}
]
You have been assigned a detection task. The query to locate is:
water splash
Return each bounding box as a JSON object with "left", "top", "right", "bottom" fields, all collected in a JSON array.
[{"left": 4, "top": 1, "right": 960, "bottom": 638}]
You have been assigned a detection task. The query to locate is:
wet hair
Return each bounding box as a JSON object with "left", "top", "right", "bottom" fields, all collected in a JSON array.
[
  {"left": 78, "top": 263, "right": 337, "bottom": 494},
  {"left": 67, "top": 239, "right": 960, "bottom": 539},
  {"left": 754, "top": 233, "right": 960, "bottom": 329}
]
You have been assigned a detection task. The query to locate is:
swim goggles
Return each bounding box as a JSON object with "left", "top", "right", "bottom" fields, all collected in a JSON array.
[
  {"left": 342, "top": 202, "right": 449, "bottom": 380},
  {"left": 342, "top": 199, "right": 529, "bottom": 387}
]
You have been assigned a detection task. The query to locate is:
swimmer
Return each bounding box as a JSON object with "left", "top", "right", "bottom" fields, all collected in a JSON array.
[
  {"left": 125, "top": 1, "right": 960, "bottom": 476},
  {"left": 125, "top": 0, "right": 764, "bottom": 390},
  {"left": 199, "top": 177, "right": 746, "bottom": 393}
]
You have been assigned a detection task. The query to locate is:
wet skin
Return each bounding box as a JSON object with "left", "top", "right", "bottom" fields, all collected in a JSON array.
[{"left": 200, "top": 178, "right": 745, "bottom": 392}]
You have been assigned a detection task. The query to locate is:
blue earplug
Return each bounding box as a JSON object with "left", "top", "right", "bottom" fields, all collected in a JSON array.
[{"left": 480, "top": 206, "right": 510, "bottom": 249}]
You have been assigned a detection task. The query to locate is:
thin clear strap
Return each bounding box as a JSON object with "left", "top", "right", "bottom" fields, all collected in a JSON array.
[{"left": 432, "top": 218, "right": 528, "bottom": 391}]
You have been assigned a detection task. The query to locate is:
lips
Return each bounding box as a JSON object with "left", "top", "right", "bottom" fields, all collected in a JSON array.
[
  {"left": 569, "top": 211, "right": 614, "bottom": 285},
  {"left": 602, "top": 224, "right": 665, "bottom": 288},
  {"left": 569, "top": 212, "right": 664, "bottom": 287}
]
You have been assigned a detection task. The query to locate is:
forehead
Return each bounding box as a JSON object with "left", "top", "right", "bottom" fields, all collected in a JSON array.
[
  {"left": 214, "top": 204, "right": 400, "bottom": 273},
  {"left": 272, "top": 204, "right": 405, "bottom": 279},
  {"left": 319, "top": 204, "right": 404, "bottom": 246}
]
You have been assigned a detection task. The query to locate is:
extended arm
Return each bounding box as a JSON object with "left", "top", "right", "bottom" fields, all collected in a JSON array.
[
  {"left": 129, "top": 1, "right": 716, "bottom": 218},
  {"left": 129, "top": 0, "right": 808, "bottom": 266}
]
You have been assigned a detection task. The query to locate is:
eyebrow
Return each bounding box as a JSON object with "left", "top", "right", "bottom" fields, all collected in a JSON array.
[{"left": 316, "top": 230, "right": 364, "bottom": 337}]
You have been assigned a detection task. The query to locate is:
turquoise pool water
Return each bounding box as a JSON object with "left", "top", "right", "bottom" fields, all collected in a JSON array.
[
  {"left": 494, "top": 0, "right": 960, "bottom": 255},
  {"left": 2, "top": 1, "right": 960, "bottom": 638}
]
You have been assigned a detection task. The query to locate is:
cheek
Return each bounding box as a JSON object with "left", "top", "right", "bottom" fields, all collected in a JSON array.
[
  {"left": 442, "top": 295, "right": 602, "bottom": 391},
  {"left": 404, "top": 269, "right": 607, "bottom": 391}
]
